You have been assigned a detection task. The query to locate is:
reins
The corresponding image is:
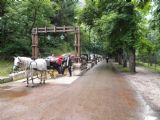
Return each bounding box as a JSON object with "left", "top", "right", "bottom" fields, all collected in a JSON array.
[{"left": 29, "top": 60, "right": 38, "bottom": 71}]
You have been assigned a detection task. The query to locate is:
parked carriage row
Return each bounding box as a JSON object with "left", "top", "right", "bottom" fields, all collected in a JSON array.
[
  {"left": 45, "top": 53, "right": 103, "bottom": 72},
  {"left": 12, "top": 54, "right": 103, "bottom": 86}
]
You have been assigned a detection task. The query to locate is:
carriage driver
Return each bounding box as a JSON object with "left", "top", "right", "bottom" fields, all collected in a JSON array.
[{"left": 66, "top": 54, "right": 72, "bottom": 76}]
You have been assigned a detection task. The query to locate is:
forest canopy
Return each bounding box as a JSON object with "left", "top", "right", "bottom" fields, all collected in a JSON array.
[{"left": 1, "top": 0, "right": 160, "bottom": 72}]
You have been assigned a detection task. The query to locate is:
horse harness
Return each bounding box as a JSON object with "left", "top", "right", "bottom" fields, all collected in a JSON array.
[
  {"left": 28, "top": 60, "right": 38, "bottom": 71},
  {"left": 13, "top": 57, "right": 23, "bottom": 69}
]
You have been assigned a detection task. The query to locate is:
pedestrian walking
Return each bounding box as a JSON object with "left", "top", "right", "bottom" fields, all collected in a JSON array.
[{"left": 106, "top": 56, "right": 109, "bottom": 63}]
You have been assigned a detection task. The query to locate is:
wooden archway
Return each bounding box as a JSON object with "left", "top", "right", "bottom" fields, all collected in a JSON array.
[{"left": 31, "top": 26, "right": 81, "bottom": 62}]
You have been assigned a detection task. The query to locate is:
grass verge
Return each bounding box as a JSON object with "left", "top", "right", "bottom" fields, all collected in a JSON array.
[
  {"left": 0, "top": 60, "right": 12, "bottom": 77},
  {"left": 136, "top": 61, "right": 160, "bottom": 73},
  {"left": 113, "top": 63, "right": 130, "bottom": 73}
]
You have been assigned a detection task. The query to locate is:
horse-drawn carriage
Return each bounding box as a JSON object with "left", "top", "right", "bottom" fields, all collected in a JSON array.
[
  {"left": 13, "top": 54, "right": 74, "bottom": 86},
  {"left": 13, "top": 57, "right": 47, "bottom": 87},
  {"left": 12, "top": 53, "right": 91, "bottom": 87},
  {"left": 45, "top": 55, "right": 67, "bottom": 77}
]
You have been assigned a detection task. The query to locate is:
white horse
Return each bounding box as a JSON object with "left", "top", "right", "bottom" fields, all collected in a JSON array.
[
  {"left": 13, "top": 57, "right": 47, "bottom": 87},
  {"left": 29, "top": 58, "right": 47, "bottom": 86},
  {"left": 13, "top": 56, "right": 32, "bottom": 71}
]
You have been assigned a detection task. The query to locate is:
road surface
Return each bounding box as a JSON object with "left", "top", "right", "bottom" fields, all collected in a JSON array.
[{"left": 0, "top": 61, "right": 152, "bottom": 120}]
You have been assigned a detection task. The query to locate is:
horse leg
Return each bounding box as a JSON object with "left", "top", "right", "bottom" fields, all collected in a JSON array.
[
  {"left": 26, "top": 76, "right": 29, "bottom": 87},
  {"left": 31, "top": 70, "right": 34, "bottom": 87},
  {"left": 36, "top": 71, "right": 39, "bottom": 79},
  {"left": 31, "top": 77, "right": 34, "bottom": 87},
  {"left": 40, "top": 71, "right": 42, "bottom": 84},
  {"left": 26, "top": 71, "right": 29, "bottom": 87},
  {"left": 43, "top": 71, "right": 46, "bottom": 84}
]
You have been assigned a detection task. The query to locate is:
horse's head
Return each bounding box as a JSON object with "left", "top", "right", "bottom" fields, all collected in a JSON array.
[{"left": 13, "top": 57, "right": 22, "bottom": 71}]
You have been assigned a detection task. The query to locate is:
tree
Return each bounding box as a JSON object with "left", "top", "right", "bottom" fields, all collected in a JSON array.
[
  {"left": 0, "top": 0, "right": 79, "bottom": 58},
  {"left": 80, "top": 0, "right": 151, "bottom": 72},
  {"left": 51, "top": 0, "right": 78, "bottom": 26}
]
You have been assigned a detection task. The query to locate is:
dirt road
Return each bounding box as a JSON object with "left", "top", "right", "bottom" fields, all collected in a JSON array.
[{"left": 0, "top": 61, "right": 148, "bottom": 120}]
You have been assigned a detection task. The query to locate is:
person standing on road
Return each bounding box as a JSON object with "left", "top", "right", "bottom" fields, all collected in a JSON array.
[
  {"left": 67, "top": 54, "right": 72, "bottom": 76},
  {"left": 57, "top": 57, "right": 63, "bottom": 74},
  {"left": 106, "top": 56, "right": 109, "bottom": 63}
]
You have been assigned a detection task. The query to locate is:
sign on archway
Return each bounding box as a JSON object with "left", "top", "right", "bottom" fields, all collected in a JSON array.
[{"left": 31, "top": 26, "right": 81, "bottom": 62}]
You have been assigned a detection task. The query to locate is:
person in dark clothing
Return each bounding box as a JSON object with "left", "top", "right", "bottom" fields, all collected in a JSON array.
[
  {"left": 57, "top": 57, "right": 63, "bottom": 74},
  {"left": 106, "top": 56, "right": 109, "bottom": 63},
  {"left": 66, "top": 55, "right": 72, "bottom": 76}
]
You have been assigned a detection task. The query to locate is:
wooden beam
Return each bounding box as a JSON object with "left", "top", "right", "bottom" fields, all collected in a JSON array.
[
  {"left": 31, "top": 26, "right": 81, "bottom": 62},
  {"left": 32, "top": 26, "right": 79, "bottom": 34}
]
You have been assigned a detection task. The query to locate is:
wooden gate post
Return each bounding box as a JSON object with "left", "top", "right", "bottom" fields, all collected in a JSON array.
[
  {"left": 32, "top": 26, "right": 81, "bottom": 62},
  {"left": 32, "top": 34, "right": 35, "bottom": 59},
  {"left": 32, "top": 33, "right": 39, "bottom": 59},
  {"left": 35, "top": 34, "right": 39, "bottom": 59},
  {"left": 77, "top": 27, "right": 81, "bottom": 63}
]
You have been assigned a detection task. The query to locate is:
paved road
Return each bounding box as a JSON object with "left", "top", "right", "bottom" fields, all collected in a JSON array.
[{"left": 0, "top": 61, "right": 146, "bottom": 120}]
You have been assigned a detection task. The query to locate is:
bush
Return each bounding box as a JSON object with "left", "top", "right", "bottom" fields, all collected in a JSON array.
[{"left": 0, "top": 60, "right": 12, "bottom": 76}]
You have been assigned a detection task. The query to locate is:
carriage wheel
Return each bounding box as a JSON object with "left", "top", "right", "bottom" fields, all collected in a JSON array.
[
  {"left": 49, "top": 69, "right": 59, "bottom": 78},
  {"left": 49, "top": 70, "right": 55, "bottom": 78},
  {"left": 64, "top": 68, "right": 68, "bottom": 75}
]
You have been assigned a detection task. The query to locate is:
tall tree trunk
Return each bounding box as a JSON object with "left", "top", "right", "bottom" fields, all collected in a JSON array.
[
  {"left": 118, "top": 53, "right": 123, "bottom": 65},
  {"left": 115, "top": 54, "right": 118, "bottom": 62},
  {"left": 148, "top": 54, "right": 152, "bottom": 66},
  {"left": 129, "top": 48, "right": 136, "bottom": 73},
  {"left": 29, "top": 8, "right": 38, "bottom": 33},
  {"left": 123, "top": 51, "right": 127, "bottom": 67},
  {"left": 123, "top": 59, "right": 127, "bottom": 67},
  {"left": 1, "top": 20, "right": 7, "bottom": 48}
]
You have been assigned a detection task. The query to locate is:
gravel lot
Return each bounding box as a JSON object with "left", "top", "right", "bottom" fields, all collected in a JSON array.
[{"left": 116, "top": 64, "right": 160, "bottom": 119}]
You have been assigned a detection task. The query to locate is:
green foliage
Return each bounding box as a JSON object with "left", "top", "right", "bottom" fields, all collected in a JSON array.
[
  {"left": 116, "top": 63, "right": 130, "bottom": 73},
  {"left": 0, "top": 60, "right": 12, "bottom": 76},
  {"left": 2, "top": 40, "right": 31, "bottom": 56},
  {"left": 80, "top": 0, "right": 98, "bottom": 27},
  {"left": 39, "top": 33, "right": 75, "bottom": 56},
  {"left": 51, "top": 0, "right": 78, "bottom": 25},
  {"left": 0, "top": 0, "right": 78, "bottom": 58},
  {"left": 137, "top": 61, "right": 160, "bottom": 73},
  {"left": 79, "top": 0, "right": 153, "bottom": 72},
  {"left": 0, "top": 0, "right": 156, "bottom": 71},
  {"left": 136, "top": 38, "right": 153, "bottom": 54}
]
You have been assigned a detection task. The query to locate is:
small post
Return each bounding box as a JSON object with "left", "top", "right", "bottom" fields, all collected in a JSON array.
[{"left": 32, "top": 34, "right": 35, "bottom": 59}]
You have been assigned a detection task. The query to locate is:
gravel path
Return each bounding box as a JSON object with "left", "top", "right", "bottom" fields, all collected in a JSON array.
[
  {"left": 121, "top": 66, "right": 160, "bottom": 110},
  {"left": 0, "top": 61, "right": 156, "bottom": 120},
  {"left": 114, "top": 63, "right": 160, "bottom": 119}
]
